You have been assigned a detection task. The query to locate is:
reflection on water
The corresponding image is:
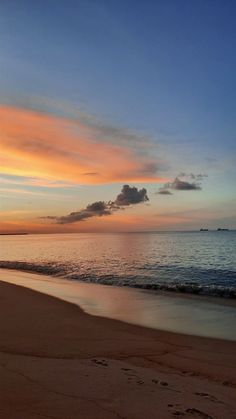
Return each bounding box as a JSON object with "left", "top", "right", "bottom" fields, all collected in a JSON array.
[
  {"left": 0, "top": 232, "right": 236, "bottom": 298},
  {"left": 1, "top": 269, "right": 236, "bottom": 341}
]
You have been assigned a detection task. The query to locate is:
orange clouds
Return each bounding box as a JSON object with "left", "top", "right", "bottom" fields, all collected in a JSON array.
[{"left": 0, "top": 105, "right": 163, "bottom": 185}]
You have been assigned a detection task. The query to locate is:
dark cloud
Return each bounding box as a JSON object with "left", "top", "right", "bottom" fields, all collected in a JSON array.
[
  {"left": 166, "top": 177, "right": 202, "bottom": 191},
  {"left": 43, "top": 185, "right": 149, "bottom": 224},
  {"left": 156, "top": 174, "right": 204, "bottom": 195},
  {"left": 55, "top": 201, "right": 111, "bottom": 224},
  {"left": 157, "top": 189, "right": 173, "bottom": 195},
  {"left": 113, "top": 185, "right": 149, "bottom": 206}
]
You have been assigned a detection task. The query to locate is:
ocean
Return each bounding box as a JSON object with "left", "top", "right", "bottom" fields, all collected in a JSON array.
[{"left": 1, "top": 231, "right": 236, "bottom": 298}]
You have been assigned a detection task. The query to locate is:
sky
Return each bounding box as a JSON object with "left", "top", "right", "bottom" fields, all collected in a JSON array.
[{"left": 0, "top": 0, "right": 235, "bottom": 233}]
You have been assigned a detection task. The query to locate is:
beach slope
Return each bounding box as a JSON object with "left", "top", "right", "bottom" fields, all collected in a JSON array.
[{"left": 0, "top": 280, "right": 236, "bottom": 419}]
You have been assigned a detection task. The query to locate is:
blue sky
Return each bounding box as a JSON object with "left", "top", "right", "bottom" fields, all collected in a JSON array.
[{"left": 0, "top": 0, "right": 235, "bottom": 231}]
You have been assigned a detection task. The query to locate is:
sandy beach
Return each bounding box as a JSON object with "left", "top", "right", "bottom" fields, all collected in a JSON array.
[{"left": 0, "top": 278, "right": 235, "bottom": 419}]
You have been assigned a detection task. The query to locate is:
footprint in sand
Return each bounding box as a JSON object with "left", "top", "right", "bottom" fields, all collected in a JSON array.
[
  {"left": 169, "top": 403, "right": 214, "bottom": 419},
  {"left": 152, "top": 379, "right": 169, "bottom": 386},
  {"left": 136, "top": 380, "right": 144, "bottom": 385},
  {"left": 160, "top": 381, "right": 169, "bottom": 386},
  {"left": 121, "top": 367, "right": 139, "bottom": 380},
  {"left": 168, "top": 404, "right": 185, "bottom": 417},
  {"left": 152, "top": 379, "right": 159, "bottom": 384},
  {"left": 194, "top": 392, "right": 222, "bottom": 404},
  {"left": 172, "top": 411, "right": 185, "bottom": 417},
  {"left": 185, "top": 408, "right": 213, "bottom": 419},
  {"left": 222, "top": 380, "right": 235, "bottom": 387},
  {"left": 91, "top": 359, "right": 108, "bottom": 367}
]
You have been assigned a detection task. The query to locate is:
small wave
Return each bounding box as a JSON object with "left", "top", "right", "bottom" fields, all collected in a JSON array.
[
  {"left": 0, "top": 260, "right": 235, "bottom": 299},
  {"left": 130, "top": 282, "right": 236, "bottom": 299},
  {"left": 0, "top": 261, "right": 65, "bottom": 276}
]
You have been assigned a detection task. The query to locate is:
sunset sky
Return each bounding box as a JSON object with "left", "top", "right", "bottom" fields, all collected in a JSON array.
[{"left": 0, "top": 0, "right": 235, "bottom": 233}]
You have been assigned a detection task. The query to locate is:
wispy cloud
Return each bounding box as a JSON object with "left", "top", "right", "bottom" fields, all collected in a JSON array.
[
  {"left": 9, "top": 96, "right": 153, "bottom": 150},
  {"left": 0, "top": 105, "right": 165, "bottom": 185},
  {"left": 0, "top": 187, "right": 76, "bottom": 201},
  {"left": 42, "top": 184, "right": 149, "bottom": 224},
  {"left": 0, "top": 175, "right": 76, "bottom": 188},
  {"left": 178, "top": 172, "right": 208, "bottom": 181}
]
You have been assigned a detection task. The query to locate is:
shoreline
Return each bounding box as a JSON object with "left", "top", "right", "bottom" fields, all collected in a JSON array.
[
  {"left": 1, "top": 264, "right": 236, "bottom": 305},
  {"left": 1, "top": 268, "right": 236, "bottom": 342},
  {"left": 0, "top": 278, "right": 236, "bottom": 418}
]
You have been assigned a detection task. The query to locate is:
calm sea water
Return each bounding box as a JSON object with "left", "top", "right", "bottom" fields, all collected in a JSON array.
[{"left": 1, "top": 231, "right": 236, "bottom": 298}]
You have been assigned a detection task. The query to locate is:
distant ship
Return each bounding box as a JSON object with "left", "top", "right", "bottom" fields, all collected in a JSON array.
[
  {"left": 217, "top": 228, "right": 229, "bottom": 231},
  {"left": 200, "top": 228, "right": 208, "bottom": 231}
]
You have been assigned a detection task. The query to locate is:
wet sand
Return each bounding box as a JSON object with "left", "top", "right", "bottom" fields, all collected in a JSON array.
[
  {"left": 1, "top": 269, "right": 236, "bottom": 341},
  {"left": 0, "top": 279, "right": 236, "bottom": 418}
]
